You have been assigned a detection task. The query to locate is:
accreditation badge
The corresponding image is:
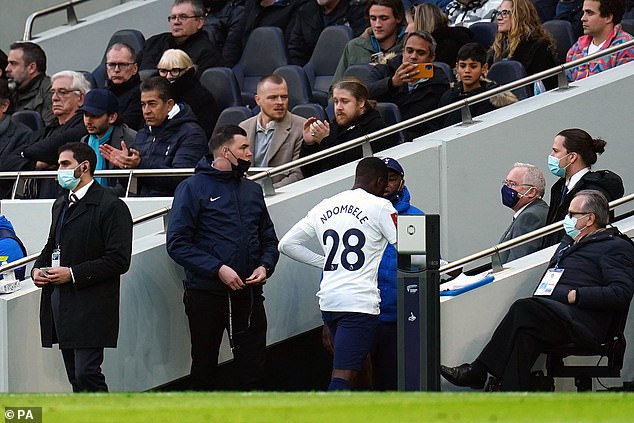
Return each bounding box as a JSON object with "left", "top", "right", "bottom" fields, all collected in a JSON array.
[{"left": 534, "top": 268, "right": 564, "bottom": 296}]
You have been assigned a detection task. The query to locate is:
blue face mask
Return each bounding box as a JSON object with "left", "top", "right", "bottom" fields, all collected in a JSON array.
[
  {"left": 501, "top": 185, "right": 520, "bottom": 208},
  {"left": 562, "top": 214, "right": 584, "bottom": 239},
  {"left": 548, "top": 154, "right": 569, "bottom": 178},
  {"left": 57, "top": 162, "right": 85, "bottom": 191}
]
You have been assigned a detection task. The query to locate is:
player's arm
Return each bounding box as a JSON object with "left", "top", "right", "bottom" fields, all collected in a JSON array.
[{"left": 278, "top": 219, "right": 324, "bottom": 269}]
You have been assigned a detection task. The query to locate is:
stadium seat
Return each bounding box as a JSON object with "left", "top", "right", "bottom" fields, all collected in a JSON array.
[
  {"left": 233, "top": 27, "right": 288, "bottom": 108},
  {"left": 469, "top": 22, "right": 498, "bottom": 49},
  {"left": 545, "top": 312, "right": 628, "bottom": 391},
  {"left": 213, "top": 106, "right": 253, "bottom": 134},
  {"left": 291, "top": 103, "right": 327, "bottom": 121},
  {"left": 434, "top": 61, "right": 454, "bottom": 82},
  {"left": 200, "top": 67, "right": 244, "bottom": 112},
  {"left": 375, "top": 102, "right": 405, "bottom": 144},
  {"left": 77, "top": 70, "right": 97, "bottom": 89},
  {"left": 303, "top": 25, "right": 354, "bottom": 106},
  {"left": 488, "top": 60, "right": 531, "bottom": 100},
  {"left": 543, "top": 20, "right": 576, "bottom": 64},
  {"left": 342, "top": 64, "right": 375, "bottom": 86},
  {"left": 10, "top": 110, "right": 45, "bottom": 132},
  {"left": 621, "top": 19, "right": 634, "bottom": 36},
  {"left": 92, "top": 29, "right": 146, "bottom": 88},
  {"left": 273, "top": 65, "right": 314, "bottom": 109}
]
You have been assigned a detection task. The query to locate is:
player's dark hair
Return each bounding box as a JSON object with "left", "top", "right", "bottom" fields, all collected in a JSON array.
[
  {"left": 209, "top": 125, "right": 247, "bottom": 155},
  {"left": 456, "top": 42, "right": 488, "bottom": 65},
  {"left": 58, "top": 142, "right": 97, "bottom": 176},
  {"left": 355, "top": 157, "right": 389, "bottom": 186}
]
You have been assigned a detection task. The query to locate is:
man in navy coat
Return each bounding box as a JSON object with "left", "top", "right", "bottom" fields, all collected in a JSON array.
[{"left": 442, "top": 189, "right": 634, "bottom": 391}]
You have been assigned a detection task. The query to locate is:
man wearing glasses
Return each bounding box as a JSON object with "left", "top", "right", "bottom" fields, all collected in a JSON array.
[
  {"left": 442, "top": 189, "right": 634, "bottom": 391},
  {"left": 140, "top": 0, "right": 222, "bottom": 74},
  {"left": 104, "top": 43, "right": 143, "bottom": 130},
  {"left": 498, "top": 163, "right": 548, "bottom": 264}
]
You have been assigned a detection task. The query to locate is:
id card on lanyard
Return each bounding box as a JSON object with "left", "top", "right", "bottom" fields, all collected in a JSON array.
[{"left": 534, "top": 268, "right": 564, "bottom": 296}]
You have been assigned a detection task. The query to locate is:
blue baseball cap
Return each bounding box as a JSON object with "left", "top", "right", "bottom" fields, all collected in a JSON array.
[
  {"left": 80, "top": 88, "right": 119, "bottom": 115},
  {"left": 383, "top": 157, "right": 404, "bottom": 178}
]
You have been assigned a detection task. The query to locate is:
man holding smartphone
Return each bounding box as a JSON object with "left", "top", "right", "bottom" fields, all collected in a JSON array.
[{"left": 367, "top": 31, "right": 449, "bottom": 141}]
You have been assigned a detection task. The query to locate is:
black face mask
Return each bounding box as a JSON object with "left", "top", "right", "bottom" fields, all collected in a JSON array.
[{"left": 227, "top": 149, "right": 251, "bottom": 178}]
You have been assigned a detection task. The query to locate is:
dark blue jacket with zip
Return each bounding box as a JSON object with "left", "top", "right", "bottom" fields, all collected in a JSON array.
[{"left": 167, "top": 156, "right": 279, "bottom": 298}]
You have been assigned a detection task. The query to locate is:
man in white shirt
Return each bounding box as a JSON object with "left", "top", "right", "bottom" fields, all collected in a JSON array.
[{"left": 278, "top": 157, "right": 397, "bottom": 390}]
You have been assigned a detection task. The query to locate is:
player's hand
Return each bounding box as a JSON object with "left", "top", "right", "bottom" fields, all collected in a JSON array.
[
  {"left": 32, "top": 268, "right": 51, "bottom": 287},
  {"left": 303, "top": 117, "right": 330, "bottom": 145},
  {"left": 218, "top": 265, "right": 245, "bottom": 290},
  {"left": 46, "top": 266, "right": 73, "bottom": 285},
  {"left": 245, "top": 266, "right": 267, "bottom": 285}
]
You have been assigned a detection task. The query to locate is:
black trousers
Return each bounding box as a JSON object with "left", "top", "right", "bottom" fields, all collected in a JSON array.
[
  {"left": 184, "top": 288, "right": 267, "bottom": 390},
  {"left": 60, "top": 347, "right": 107, "bottom": 392},
  {"left": 477, "top": 297, "right": 574, "bottom": 390}
]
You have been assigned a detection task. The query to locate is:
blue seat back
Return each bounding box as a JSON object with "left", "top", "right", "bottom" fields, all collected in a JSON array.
[
  {"left": 273, "top": 65, "right": 313, "bottom": 109},
  {"left": 200, "top": 67, "right": 244, "bottom": 112},
  {"left": 291, "top": 103, "right": 327, "bottom": 121},
  {"left": 213, "top": 106, "right": 254, "bottom": 134},
  {"left": 11, "top": 110, "right": 44, "bottom": 132},
  {"left": 375, "top": 102, "right": 405, "bottom": 144},
  {"left": 488, "top": 60, "right": 531, "bottom": 100},
  {"left": 470, "top": 22, "right": 497, "bottom": 49},
  {"left": 543, "top": 20, "right": 576, "bottom": 64}
]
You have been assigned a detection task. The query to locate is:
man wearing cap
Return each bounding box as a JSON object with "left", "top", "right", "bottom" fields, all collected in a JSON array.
[
  {"left": 372, "top": 157, "right": 424, "bottom": 390},
  {"left": 79, "top": 89, "right": 137, "bottom": 196}
]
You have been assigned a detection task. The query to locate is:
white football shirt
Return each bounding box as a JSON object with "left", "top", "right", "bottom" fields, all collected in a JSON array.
[{"left": 279, "top": 188, "right": 397, "bottom": 314}]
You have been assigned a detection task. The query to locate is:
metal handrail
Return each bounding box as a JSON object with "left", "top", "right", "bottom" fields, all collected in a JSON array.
[
  {"left": 247, "top": 38, "right": 634, "bottom": 192},
  {"left": 23, "top": 0, "right": 91, "bottom": 41},
  {"left": 0, "top": 205, "right": 172, "bottom": 274},
  {"left": 438, "top": 193, "right": 634, "bottom": 275}
]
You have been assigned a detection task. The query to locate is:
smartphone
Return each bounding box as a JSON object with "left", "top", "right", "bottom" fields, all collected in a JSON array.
[
  {"left": 370, "top": 52, "right": 385, "bottom": 65},
  {"left": 40, "top": 267, "right": 52, "bottom": 275},
  {"left": 412, "top": 63, "right": 434, "bottom": 80}
]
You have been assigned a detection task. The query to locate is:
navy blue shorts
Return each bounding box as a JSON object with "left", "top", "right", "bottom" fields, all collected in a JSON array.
[{"left": 322, "top": 311, "right": 379, "bottom": 371}]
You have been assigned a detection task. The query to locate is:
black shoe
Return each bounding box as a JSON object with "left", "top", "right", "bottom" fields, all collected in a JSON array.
[{"left": 440, "top": 363, "right": 487, "bottom": 389}]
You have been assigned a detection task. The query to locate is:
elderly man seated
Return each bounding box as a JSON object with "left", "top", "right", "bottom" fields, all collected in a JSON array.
[{"left": 441, "top": 189, "right": 634, "bottom": 391}]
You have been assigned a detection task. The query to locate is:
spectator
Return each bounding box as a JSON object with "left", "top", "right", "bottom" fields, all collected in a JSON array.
[
  {"left": 300, "top": 78, "right": 398, "bottom": 177},
  {"left": 241, "top": 0, "right": 308, "bottom": 47},
  {"left": 140, "top": 0, "right": 223, "bottom": 75},
  {"left": 32, "top": 142, "right": 133, "bottom": 392},
  {"left": 104, "top": 43, "right": 144, "bottom": 130},
  {"left": 498, "top": 163, "right": 548, "bottom": 264},
  {"left": 202, "top": 0, "right": 246, "bottom": 67},
  {"left": 0, "top": 79, "right": 33, "bottom": 198},
  {"left": 100, "top": 76, "right": 207, "bottom": 197},
  {"left": 445, "top": 0, "right": 502, "bottom": 27},
  {"left": 80, "top": 89, "right": 137, "bottom": 195},
  {"left": 287, "top": 0, "right": 369, "bottom": 65},
  {"left": 373, "top": 157, "right": 423, "bottom": 390},
  {"left": 566, "top": 0, "right": 634, "bottom": 81},
  {"left": 239, "top": 75, "right": 305, "bottom": 187},
  {"left": 407, "top": 3, "right": 473, "bottom": 66},
  {"left": 0, "top": 207, "right": 27, "bottom": 281},
  {"left": 4, "top": 42, "right": 55, "bottom": 126},
  {"left": 439, "top": 42, "right": 517, "bottom": 127},
  {"left": 167, "top": 125, "right": 279, "bottom": 390},
  {"left": 543, "top": 128, "right": 623, "bottom": 246},
  {"left": 20, "top": 71, "right": 89, "bottom": 170},
  {"left": 367, "top": 31, "right": 450, "bottom": 140},
  {"left": 278, "top": 157, "right": 397, "bottom": 390},
  {"left": 489, "top": 0, "right": 558, "bottom": 90},
  {"left": 333, "top": 0, "right": 407, "bottom": 83},
  {"left": 441, "top": 190, "right": 634, "bottom": 391},
  {"left": 157, "top": 49, "right": 219, "bottom": 138}
]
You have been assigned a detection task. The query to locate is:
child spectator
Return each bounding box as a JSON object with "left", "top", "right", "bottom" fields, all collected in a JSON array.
[{"left": 439, "top": 42, "right": 517, "bottom": 127}]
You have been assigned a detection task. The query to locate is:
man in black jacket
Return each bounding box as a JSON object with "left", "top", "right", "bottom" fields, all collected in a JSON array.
[
  {"left": 167, "top": 125, "right": 279, "bottom": 390},
  {"left": 203, "top": 0, "right": 246, "bottom": 67},
  {"left": 441, "top": 190, "right": 634, "bottom": 391},
  {"left": 140, "top": 0, "right": 223, "bottom": 74},
  {"left": 104, "top": 43, "right": 143, "bottom": 130},
  {"left": 367, "top": 31, "right": 449, "bottom": 141},
  {"left": 32, "top": 142, "right": 133, "bottom": 392}
]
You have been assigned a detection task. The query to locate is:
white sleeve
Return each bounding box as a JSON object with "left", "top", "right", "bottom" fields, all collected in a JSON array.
[
  {"left": 378, "top": 203, "right": 398, "bottom": 245},
  {"left": 278, "top": 219, "right": 325, "bottom": 269}
]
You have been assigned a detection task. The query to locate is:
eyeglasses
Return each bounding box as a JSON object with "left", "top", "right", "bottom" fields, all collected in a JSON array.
[
  {"left": 167, "top": 14, "right": 201, "bottom": 22},
  {"left": 158, "top": 68, "right": 186, "bottom": 77},
  {"left": 50, "top": 88, "right": 80, "bottom": 97},
  {"left": 566, "top": 211, "right": 591, "bottom": 219},
  {"left": 492, "top": 9, "right": 512, "bottom": 19},
  {"left": 106, "top": 62, "right": 134, "bottom": 70},
  {"left": 503, "top": 179, "right": 533, "bottom": 189}
]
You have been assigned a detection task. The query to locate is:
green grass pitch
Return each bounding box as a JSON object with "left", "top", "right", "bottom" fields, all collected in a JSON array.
[{"left": 1, "top": 392, "right": 633, "bottom": 422}]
